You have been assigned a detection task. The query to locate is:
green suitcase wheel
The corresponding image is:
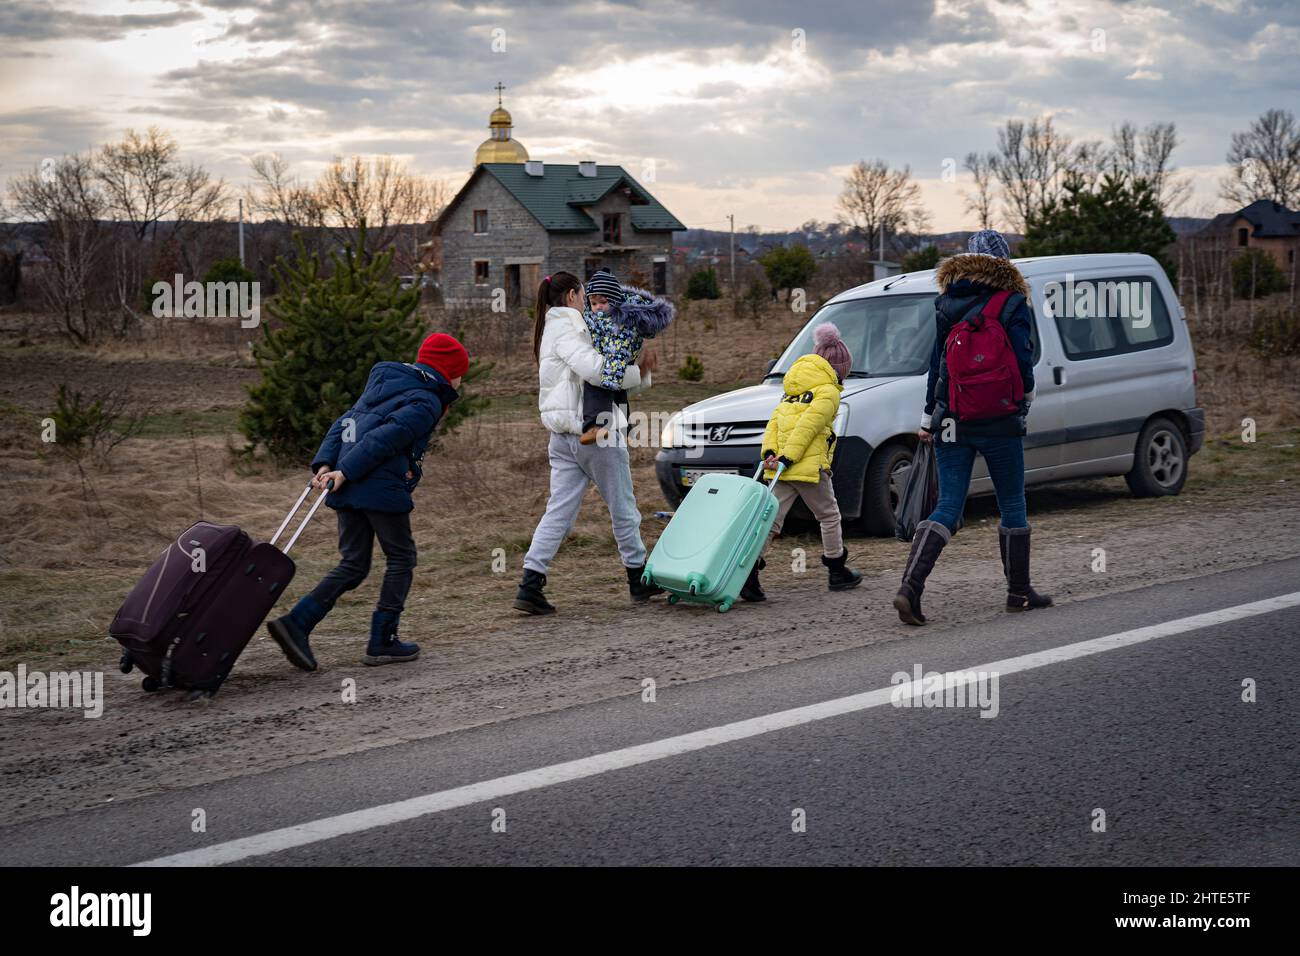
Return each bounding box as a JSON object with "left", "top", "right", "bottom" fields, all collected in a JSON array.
[
  {"left": 667, "top": 593, "right": 679, "bottom": 605},
  {"left": 718, "top": 601, "right": 731, "bottom": 613}
]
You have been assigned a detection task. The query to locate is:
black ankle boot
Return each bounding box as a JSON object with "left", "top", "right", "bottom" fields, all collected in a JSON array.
[
  {"left": 893, "top": 520, "right": 950, "bottom": 625},
  {"left": 821, "top": 549, "right": 863, "bottom": 591},
  {"left": 513, "top": 569, "right": 556, "bottom": 615},
  {"left": 627, "top": 565, "right": 664, "bottom": 603},
  {"left": 1000, "top": 526, "right": 1053, "bottom": 612},
  {"left": 740, "top": 558, "right": 766, "bottom": 602}
]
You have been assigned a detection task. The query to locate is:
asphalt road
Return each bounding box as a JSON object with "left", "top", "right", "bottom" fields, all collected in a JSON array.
[{"left": 3, "top": 557, "right": 1298, "bottom": 867}]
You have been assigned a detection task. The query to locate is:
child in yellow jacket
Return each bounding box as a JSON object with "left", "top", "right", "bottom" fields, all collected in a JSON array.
[{"left": 743, "top": 323, "right": 863, "bottom": 601}]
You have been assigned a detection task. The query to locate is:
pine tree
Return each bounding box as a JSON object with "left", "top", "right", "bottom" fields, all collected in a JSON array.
[
  {"left": 240, "top": 223, "right": 423, "bottom": 462},
  {"left": 1020, "top": 173, "right": 1178, "bottom": 279}
]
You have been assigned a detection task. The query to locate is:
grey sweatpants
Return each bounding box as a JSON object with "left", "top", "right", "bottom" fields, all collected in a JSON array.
[{"left": 523, "top": 431, "right": 647, "bottom": 574}]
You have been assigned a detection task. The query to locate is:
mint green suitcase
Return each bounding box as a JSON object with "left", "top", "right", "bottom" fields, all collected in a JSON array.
[{"left": 644, "top": 464, "right": 784, "bottom": 613}]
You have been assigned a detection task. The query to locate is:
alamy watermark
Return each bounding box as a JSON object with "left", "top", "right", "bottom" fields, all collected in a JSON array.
[
  {"left": 1, "top": 664, "right": 103, "bottom": 718},
  {"left": 1042, "top": 273, "right": 1153, "bottom": 329},
  {"left": 890, "top": 664, "right": 1000, "bottom": 718},
  {"left": 152, "top": 274, "right": 260, "bottom": 328}
]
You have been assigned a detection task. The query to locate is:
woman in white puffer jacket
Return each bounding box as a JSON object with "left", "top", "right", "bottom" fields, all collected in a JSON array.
[{"left": 513, "top": 271, "right": 660, "bottom": 615}]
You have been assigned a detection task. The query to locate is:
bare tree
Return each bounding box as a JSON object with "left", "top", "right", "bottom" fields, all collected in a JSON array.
[
  {"left": 1220, "top": 108, "right": 1300, "bottom": 208},
  {"left": 1112, "top": 120, "right": 1190, "bottom": 212},
  {"left": 962, "top": 151, "right": 997, "bottom": 230},
  {"left": 10, "top": 153, "right": 111, "bottom": 343},
  {"left": 314, "top": 155, "right": 450, "bottom": 263},
  {"left": 95, "top": 127, "right": 228, "bottom": 318},
  {"left": 246, "top": 153, "right": 324, "bottom": 229},
  {"left": 836, "top": 159, "right": 926, "bottom": 256},
  {"left": 990, "top": 116, "right": 1077, "bottom": 232}
]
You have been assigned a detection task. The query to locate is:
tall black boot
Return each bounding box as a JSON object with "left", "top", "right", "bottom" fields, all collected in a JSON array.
[
  {"left": 513, "top": 569, "right": 556, "bottom": 615},
  {"left": 893, "top": 519, "right": 950, "bottom": 625},
  {"left": 1001, "top": 526, "right": 1053, "bottom": 612},
  {"left": 822, "top": 549, "right": 863, "bottom": 591},
  {"left": 740, "top": 558, "right": 766, "bottom": 602},
  {"left": 627, "top": 565, "right": 664, "bottom": 603}
]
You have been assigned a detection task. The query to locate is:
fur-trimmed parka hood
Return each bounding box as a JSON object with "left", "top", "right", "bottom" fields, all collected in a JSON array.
[
  {"left": 935, "top": 254, "right": 1030, "bottom": 297},
  {"left": 610, "top": 286, "right": 675, "bottom": 339}
]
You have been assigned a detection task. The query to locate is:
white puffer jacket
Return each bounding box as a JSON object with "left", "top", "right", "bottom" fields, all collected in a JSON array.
[{"left": 537, "top": 306, "right": 650, "bottom": 435}]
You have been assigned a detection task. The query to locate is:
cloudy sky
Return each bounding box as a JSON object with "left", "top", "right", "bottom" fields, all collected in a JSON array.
[{"left": 1, "top": 0, "right": 1296, "bottom": 231}]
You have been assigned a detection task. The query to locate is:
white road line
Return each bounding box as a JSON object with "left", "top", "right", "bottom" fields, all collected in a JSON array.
[{"left": 134, "top": 591, "right": 1300, "bottom": 867}]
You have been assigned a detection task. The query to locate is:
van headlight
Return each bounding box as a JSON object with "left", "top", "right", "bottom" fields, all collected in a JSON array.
[{"left": 661, "top": 411, "right": 684, "bottom": 449}]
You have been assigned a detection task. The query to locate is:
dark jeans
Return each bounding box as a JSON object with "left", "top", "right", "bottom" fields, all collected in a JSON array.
[
  {"left": 581, "top": 383, "right": 628, "bottom": 433},
  {"left": 307, "top": 508, "right": 417, "bottom": 615},
  {"left": 928, "top": 434, "right": 1029, "bottom": 533}
]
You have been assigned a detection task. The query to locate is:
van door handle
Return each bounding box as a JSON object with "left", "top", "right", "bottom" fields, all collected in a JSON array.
[{"left": 1053, "top": 367, "right": 1065, "bottom": 386}]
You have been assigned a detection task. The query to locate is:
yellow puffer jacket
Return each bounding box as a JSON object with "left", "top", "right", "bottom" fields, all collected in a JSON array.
[{"left": 761, "top": 353, "right": 842, "bottom": 483}]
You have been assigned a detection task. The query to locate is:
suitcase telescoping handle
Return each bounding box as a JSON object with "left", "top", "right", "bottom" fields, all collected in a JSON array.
[
  {"left": 752, "top": 460, "right": 786, "bottom": 494},
  {"left": 269, "top": 478, "right": 334, "bottom": 555}
]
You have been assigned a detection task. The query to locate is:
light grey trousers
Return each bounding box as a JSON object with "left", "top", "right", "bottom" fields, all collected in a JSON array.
[
  {"left": 761, "top": 470, "right": 845, "bottom": 559},
  {"left": 523, "top": 431, "right": 647, "bottom": 574}
]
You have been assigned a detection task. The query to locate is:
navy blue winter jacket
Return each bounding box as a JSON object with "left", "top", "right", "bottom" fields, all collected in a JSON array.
[
  {"left": 311, "top": 361, "right": 459, "bottom": 513},
  {"left": 923, "top": 254, "right": 1036, "bottom": 439}
]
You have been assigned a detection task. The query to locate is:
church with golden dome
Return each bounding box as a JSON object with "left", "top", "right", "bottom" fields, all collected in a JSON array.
[
  {"left": 430, "top": 83, "right": 685, "bottom": 305},
  {"left": 474, "top": 83, "right": 529, "bottom": 166}
]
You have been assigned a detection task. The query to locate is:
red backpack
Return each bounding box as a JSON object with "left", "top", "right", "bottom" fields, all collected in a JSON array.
[{"left": 944, "top": 289, "right": 1024, "bottom": 422}]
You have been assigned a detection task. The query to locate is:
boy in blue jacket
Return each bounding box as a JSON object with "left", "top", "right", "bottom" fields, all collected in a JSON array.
[{"left": 267, "top": 333, "right": 467, "bottom": 669}]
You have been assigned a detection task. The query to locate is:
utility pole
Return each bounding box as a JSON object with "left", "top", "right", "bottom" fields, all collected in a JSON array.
[
  {"left": 238, "top": 198, "right": 246, "bottom": 268},
  {"left": 728, "top": 213, "right": 735, "bottom": 293}
]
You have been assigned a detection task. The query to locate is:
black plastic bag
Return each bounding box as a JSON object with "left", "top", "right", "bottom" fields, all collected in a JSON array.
[{"left": 894, "top": 442, "right": 938, "bottom": 542}]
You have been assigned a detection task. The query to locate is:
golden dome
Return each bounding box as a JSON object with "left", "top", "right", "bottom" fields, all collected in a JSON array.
[
  {"left": 475, "top": 137, "right": 529, "bottom": 164},
  {"left": 475, "top": 97, "right": 528, "bottom": 165}
]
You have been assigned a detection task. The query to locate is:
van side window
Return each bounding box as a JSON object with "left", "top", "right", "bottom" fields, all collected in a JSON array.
[{"left": 1048, "top": 274, "right": 1174, "bottom": 360}]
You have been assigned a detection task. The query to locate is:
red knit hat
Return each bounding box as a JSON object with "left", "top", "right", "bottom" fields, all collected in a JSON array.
[{"left": 416, "top": 333, "right": 469, "bottom": 382}]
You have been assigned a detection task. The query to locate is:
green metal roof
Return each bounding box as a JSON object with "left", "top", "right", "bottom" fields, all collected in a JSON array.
[{"left": 480, "top": 163, "right": 685, "bottom": 233}]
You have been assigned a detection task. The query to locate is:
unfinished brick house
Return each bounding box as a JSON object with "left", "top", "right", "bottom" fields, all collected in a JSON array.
[
  {"left": 430, "top": 160, "right": 685, "bottom": 307},
  {"left": 1201, "top": 199, "right": 1300, "bottom": 274}
]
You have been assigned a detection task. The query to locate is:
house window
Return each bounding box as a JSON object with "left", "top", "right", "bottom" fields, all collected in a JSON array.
[
  {"left": 584, "top": 258, "right": 602, "bottom": 280},
  {"left": 603, "top": 213, "right": 622, "bottom": 245},
  {"left": 1237, "top": 227, "right": 1249, "bottom": 247},
  {"left": 653, "top": 259, "right": 667, "bottom": 295},
  {"left": 473, "top": 209, "right": 489, "bottom": 234},
  {"left": 473, "top": 260, "right": 490, "bottom": 285}
]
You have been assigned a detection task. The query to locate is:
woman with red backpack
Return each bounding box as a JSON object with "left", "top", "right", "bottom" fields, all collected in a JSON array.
[{"left": 893, "top": 230, "right": 1053, "bottom": 626}]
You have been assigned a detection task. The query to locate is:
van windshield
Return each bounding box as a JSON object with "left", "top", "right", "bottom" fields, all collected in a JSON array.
[{"left": 768, "top": 294, "right": 936, "bottom": 379}]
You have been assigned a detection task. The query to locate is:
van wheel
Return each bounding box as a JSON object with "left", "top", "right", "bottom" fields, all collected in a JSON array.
[
  {"left": 861, "top": 442, "right": 913, "bottom": 536},
  {"left": 1126, "top": 416, "right": 1188, "bottom": 497}
]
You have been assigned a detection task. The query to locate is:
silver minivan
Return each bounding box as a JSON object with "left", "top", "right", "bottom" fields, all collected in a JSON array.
[{"left": 655, "top": 253, "right": 1206, "bottom": 534}]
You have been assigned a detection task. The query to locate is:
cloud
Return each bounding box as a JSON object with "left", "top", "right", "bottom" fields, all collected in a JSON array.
[{"left": 1, "top": 0, "right": 1296, "bottom": 230}]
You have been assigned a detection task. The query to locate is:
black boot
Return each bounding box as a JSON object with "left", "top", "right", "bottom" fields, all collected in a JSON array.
[
  {"left": 893, "top": 519, "right": 950, "bottom": 625},
  {"left": 1001, "top": 526, "right": 1053, "bottom": 612},
  {"left": 822, "top": 549, "right": 863, "bottom": 591},
  {"left": 513, "top": 569, "right": 556, "bottom": 615},
  {"left": 740, "top": 558, "right": 766, "bottom": 602},
  {"left": 627, "top": 565, "right": 664, "bottom": 603},
  {"left": 363, "top": 609, "right": 420, "bottom": 666}
]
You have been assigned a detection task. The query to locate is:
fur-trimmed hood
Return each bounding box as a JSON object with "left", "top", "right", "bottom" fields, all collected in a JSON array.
[
  {"left": 935, "top": 254, "right": 1030, "bottom": 297},
  {"left": 610, "top": 286, "right": 675, "bottom": 339}
]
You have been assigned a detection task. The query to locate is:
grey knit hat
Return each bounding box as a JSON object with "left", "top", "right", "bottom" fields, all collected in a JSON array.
[{"left": 967, "top": 229, "right": 1011, "bottom": 259}]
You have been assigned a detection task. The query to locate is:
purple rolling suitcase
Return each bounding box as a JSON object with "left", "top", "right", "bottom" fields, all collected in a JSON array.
[{"left": 109, "top": 482, "right": 329, "bottom": 697}]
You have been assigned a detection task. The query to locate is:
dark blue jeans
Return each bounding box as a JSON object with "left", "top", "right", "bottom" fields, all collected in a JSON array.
[
  {"left": 308, "top": 508, "right": 417, "bottom": 614},
  {"left": 928, "top": 434, "right": 1028, "bottom": 533}
]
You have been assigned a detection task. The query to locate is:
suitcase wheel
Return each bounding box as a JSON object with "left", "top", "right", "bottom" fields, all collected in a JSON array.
[
  {"left": 141, "top": 676, "right": 162, "bottom": 692},
  {"left": 119, "top": 651, "right": 134, "bottom": 674},
  {"left": 717, "top": 601, "right": 732, "bottom": 613},
  {"left": 667, "top": 594, "right": 679, "bottom": 605},
  {"left": 187, "top": 689, "right": 215, "bottom": 703}
]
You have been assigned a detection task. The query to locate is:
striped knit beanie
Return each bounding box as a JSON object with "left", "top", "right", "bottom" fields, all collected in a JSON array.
[{"left": 585, "top": 269, "right": 625, "bottom": 307}]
